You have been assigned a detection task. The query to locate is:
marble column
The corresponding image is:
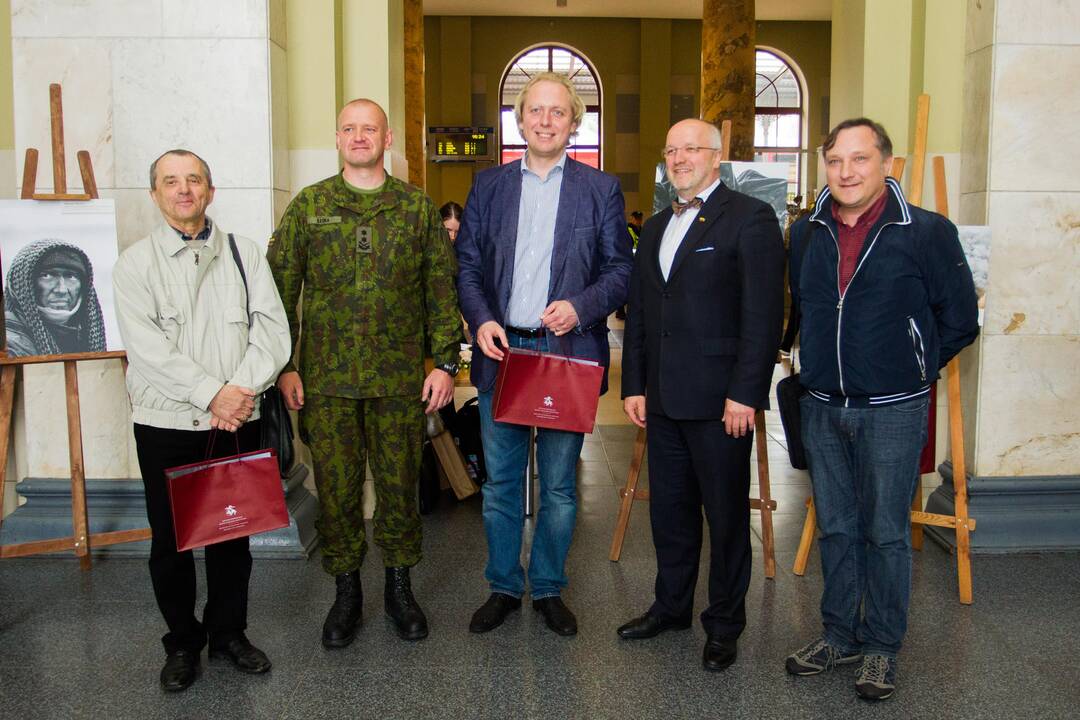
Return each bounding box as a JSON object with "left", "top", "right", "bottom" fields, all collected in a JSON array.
[
  {"left": 403, "top": 0, "right": 425, "bottom": 189},
  {"left": 925, "top": 0, "right": 1080, "bottom": 551},
  {"left": 1, "top": 0, "right": 316, "bottom": 557},
  {"left": 700, "top": 0, "right": 755, "bottom": 161}
]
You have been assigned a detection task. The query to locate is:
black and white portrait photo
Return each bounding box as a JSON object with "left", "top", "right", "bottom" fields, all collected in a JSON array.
[{"left": 0, "top": 200, "right": 122, "bottom": 357}]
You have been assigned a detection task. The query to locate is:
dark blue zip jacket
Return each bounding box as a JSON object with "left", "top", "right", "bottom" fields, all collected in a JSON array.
[{"left": 789, "top": 177, "right": 979, "bottom": 406}]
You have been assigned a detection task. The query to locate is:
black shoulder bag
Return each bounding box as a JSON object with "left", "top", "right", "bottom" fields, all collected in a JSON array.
[
  {"left": 776, "top": 230, "right": 809, "bottom": 470},
  {"left": 227, "top": 234, "right": 295, "bottom": 477}
]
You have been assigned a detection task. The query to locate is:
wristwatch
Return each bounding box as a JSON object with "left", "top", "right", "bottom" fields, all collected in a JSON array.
[{"left": 437, "top": 361, "right": 459, "bottom": 377}]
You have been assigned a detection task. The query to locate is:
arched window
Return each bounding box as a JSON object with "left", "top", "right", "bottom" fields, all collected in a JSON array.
[
  {"left": 754, "top": 48, "right": 804, "bottom": 201},
  {"left": 500, "top": 45, "right": 601, "bottom": 168}
]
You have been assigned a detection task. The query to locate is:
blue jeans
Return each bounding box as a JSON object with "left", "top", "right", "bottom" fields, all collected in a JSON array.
[
  {"left": 476, "top": 332, "right": 585, "bottom": 599},
  {"left": 801, "top": 394, "right": 929, "bottom": 658}
]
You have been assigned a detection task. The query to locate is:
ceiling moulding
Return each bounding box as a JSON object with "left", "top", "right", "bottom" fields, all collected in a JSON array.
[{"left": 422, "top": 0, "right": 831, "bottom": 22}]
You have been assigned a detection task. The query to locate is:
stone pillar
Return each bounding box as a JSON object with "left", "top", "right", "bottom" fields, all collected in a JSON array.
[
  {"left": 700, "top": 0, "right": 755, "bottom": 161},
  {"left": 403, "top": 0, "right": 426, "bottom": 189},
  {"left": 925, "top": 0, "right": 1080, "bottom": 551},
  {"left": 342, "top": 0, "right": 408, "bottom": 180},
  {"left": 285, "top": 0, "right": 340, "bottom": 192},
  {"left": 1, "top": 0, "right": 316, "bottom": 556}
]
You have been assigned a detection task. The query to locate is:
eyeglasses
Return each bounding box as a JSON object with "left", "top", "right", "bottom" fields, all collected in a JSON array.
[{"left": 661, "top": 145, "right": 722, "bottom": 160}]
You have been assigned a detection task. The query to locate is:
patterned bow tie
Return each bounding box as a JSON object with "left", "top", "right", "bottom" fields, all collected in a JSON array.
[{"left": 672, "top": 197, "right": 704, "bottom": 216}]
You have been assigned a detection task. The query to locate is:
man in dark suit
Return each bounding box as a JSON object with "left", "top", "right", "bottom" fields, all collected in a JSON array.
[
  {"left": 456, "top": 72, "right": 632, "bottom": 637},
  {"left": 617, "top": 118, "right": 785, "bottom": 671}
]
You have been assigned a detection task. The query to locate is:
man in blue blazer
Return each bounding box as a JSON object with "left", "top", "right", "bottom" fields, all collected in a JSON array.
[
  {"left": 456, "top": 72, "right": 632, "bottom": 636},
  {"left": 617, "top": 119, "right": 785, "bottom": 671}
]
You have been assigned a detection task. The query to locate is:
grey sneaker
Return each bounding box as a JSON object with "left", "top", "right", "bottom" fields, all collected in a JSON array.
[
  {"left": 855, "top": 654, "right": 897, "bottom": 701},
  {"left": 785, "top": 638, "right": 863, "bottom": 676}
]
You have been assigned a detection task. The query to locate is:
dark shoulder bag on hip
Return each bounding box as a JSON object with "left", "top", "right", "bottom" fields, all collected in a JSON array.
[
  {"left": 227, "top": 233, "right": 295, "bottom": 477},
  {"left": 776, "top": 232, "right": 809, "bottom": 470}
]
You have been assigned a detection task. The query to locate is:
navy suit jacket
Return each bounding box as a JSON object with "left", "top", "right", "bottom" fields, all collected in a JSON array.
[
  {"left": 622, "top": 183, "right": 785, "bottom": 418},
  {"left": 455, "top": 157, "right": 633, "bottom": 394}
]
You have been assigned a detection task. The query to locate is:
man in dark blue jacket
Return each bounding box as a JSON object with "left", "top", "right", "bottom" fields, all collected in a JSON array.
[
  {"left": 784, "top": 118, "right": 978, "bottom": 701},
  {"left": 456, "top": 72, "right": 632, "bottom": 637}
]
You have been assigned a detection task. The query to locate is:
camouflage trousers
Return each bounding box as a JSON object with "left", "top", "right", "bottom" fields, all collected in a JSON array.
[{"left": 300, "top": 394, "right": 424, "bottom": 575}]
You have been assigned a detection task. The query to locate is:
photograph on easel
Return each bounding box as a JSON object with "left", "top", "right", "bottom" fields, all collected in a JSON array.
[{"left": 0, "top": 199, "right": 122, "bottom": 357}]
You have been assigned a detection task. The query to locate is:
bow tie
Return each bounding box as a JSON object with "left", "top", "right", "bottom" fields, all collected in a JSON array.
[{"left": 672, "top": 197, "right": 704, "bottom": 216}]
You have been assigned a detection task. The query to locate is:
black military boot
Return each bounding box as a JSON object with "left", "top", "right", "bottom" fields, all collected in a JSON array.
[
  {"left": 322, "top": 570, "right": 363, "bottom": 649},
  {"left": 385, "top": 566, "right": 429, "bottom": 641}
]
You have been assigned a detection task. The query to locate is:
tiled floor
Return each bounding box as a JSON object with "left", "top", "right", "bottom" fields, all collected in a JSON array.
[{"left": 2, "top": 326, "right": 1078, "bottom": 719}]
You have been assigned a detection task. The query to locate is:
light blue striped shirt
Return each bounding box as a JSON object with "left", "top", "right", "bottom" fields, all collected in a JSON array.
[{"left": 506, "top": 153, "right": 566, "bottom": 328}]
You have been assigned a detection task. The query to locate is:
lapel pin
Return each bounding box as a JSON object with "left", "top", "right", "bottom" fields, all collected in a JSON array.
[{"left": 697, "top": 216, "right": 706, "bottom": 222}]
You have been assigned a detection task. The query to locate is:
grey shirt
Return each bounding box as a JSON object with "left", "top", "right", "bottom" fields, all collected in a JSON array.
[{"left": 506, "top": 152, "right": 566, "bottom": 328}]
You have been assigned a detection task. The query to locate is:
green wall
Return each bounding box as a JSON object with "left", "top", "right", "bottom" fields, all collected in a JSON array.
[{"left": 424, "top": 15, "right": 832, "bottom": 213}]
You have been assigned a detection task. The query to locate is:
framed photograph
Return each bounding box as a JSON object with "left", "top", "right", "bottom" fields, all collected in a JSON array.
[
  {"left": 654, "top": 161, "right": 791, "bottom": 227},
  {"left": 0, "top": 199, "right": 122, "bottom": 357}
]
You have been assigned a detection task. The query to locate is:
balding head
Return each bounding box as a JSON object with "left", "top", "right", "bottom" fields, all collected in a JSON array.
[
  {"left": 664, "top": 119, "right": 723, "bottom": 200},
  {"left": 336, "top": 98, "right": 392, "bottom": 173},
  {"left": 337, "top": 98, "right": 388, "bottom": 132}
]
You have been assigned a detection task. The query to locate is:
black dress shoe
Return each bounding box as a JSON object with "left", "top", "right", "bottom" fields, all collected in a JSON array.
[
  {"left": 469, "top": 593, "right": 522, "bottom": 633},
  {"left": 385, "top": 566, "right": 429, "bottom": 641},
  {"left": 323, "top": 570, "right": 363, "bottom": 648},
  {"left": 617, "top": 612, "right": 693, "bottom": 640},
  {"left": 160, "top": 650, "right": 199, "bottom": 692},
  {"left": 702, "top": 636, "right": 738, "bottom": 672},
  {"left": 533, "top": 596, "right": 578, "bottom": 636},
  {"left": 209, "top": 637, "right": 272, "bottom": 674}
]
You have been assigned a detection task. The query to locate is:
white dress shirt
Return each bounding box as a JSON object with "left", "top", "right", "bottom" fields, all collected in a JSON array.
[{"left": 658, "top": 178, "right": 721, "bottom": 281}]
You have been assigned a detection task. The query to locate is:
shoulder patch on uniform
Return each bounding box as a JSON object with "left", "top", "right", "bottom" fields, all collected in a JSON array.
[{"left": 308, "top": 215, "right": 343, "bottom": 225}]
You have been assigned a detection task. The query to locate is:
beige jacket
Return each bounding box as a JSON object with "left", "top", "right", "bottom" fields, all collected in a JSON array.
[{"left": 113, "top": 221, "right": 292, "bottom": 431}]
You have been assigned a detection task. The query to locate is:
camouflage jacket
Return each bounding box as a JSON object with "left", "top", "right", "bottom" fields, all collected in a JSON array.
[{"left": 268, "top": 173, "right": 460, "bottom": 399}]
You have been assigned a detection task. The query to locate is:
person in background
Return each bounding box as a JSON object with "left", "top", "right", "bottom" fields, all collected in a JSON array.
[{"left": 440, "top": 201, "right": 463, "bottom": 243}]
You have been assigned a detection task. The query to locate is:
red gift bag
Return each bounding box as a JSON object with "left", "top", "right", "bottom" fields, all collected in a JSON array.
[
  {"left": 165, "top": 448, "right": 289, "bottom": 552},
  {"left": 492, "top": 347, "right": 604, "bottom": 434}
]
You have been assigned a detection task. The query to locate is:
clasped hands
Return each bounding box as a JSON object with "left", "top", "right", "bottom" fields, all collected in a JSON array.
[{"left": 209, "top": 384, "right": 257, "bottom": 432}]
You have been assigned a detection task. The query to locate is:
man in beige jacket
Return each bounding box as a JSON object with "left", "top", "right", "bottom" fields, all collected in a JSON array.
[{"left": 114, "top": 149, "right": 291, "bottom": 692}]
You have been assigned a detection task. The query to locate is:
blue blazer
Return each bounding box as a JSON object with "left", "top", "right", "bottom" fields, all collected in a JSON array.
[{"left": 455, "top": 157, "right": 633, "bottom": 394}]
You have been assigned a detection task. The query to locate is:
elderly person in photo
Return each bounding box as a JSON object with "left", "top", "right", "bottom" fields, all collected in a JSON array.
[{"left": 4, "top": 239, "right": 107, "bottom": 356}]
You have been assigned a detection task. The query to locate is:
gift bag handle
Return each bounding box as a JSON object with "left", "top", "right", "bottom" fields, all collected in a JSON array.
[{"left": 204, "top": 428, "right": 242, "bottom": 460}]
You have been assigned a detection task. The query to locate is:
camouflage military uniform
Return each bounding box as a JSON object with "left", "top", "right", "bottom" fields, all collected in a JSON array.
[{"left": 268, "top": 173, "right": 460, "bottom": 575}]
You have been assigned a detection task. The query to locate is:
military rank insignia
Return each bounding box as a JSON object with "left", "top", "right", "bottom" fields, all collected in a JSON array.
[{"left": 356, "top": 226, "right": 373, "bottom": 253}]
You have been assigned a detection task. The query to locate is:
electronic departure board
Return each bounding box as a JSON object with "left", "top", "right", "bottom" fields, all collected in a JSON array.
[{"left": 427, "top": 126, "right": 495, "bottom": 163}]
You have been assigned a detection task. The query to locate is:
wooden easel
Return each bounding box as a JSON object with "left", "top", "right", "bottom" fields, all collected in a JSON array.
[
  {"left": 609, "top": 119, "right": 779, "bottom": 579},
  {"left": 0, "top": 83, "right": 151, "bottom": 567},
  {"left": 791, "top": 95, "right": 976, "bottom": 604}
]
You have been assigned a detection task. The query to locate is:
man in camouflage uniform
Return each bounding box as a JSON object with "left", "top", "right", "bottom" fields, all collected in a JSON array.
[{"left": 268, "top": 98, "right": 460, "bottom": 646}]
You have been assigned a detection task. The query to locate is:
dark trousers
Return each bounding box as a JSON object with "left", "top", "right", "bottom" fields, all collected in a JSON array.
[
  {"left": 134, "top": 422, "right": 261, "bottom": 655},
  {"left": 646, "top": 411, "right": 753, "bottom": 639}
]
